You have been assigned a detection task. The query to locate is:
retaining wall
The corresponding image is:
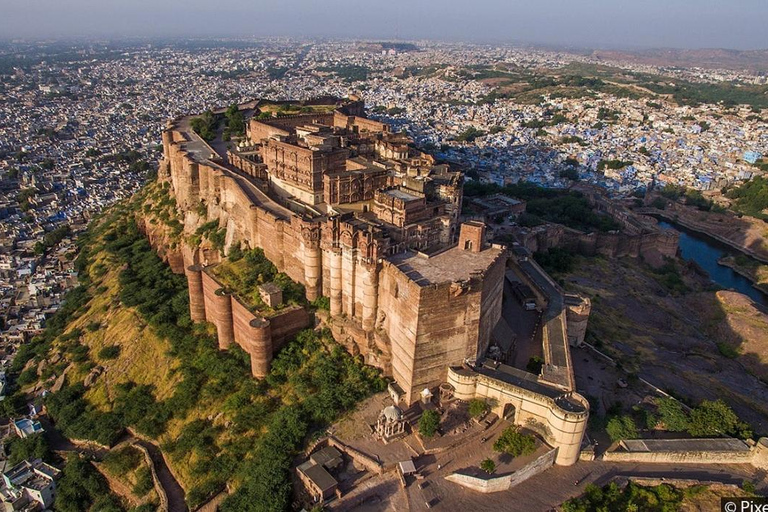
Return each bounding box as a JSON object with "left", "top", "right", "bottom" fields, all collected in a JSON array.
[{"left": 444, "top": 448, "right": 556, "bottom": 493}]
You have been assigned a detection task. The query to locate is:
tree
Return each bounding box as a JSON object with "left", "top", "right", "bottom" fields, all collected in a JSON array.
[
  {"left": 493, "top": 426, "right": 536, "bottom": 456},
  {"left": 468, "top": 399, "right": 489, "bottom": 419},
  {"left": 98, "top": 345, "right": 120, "bottom": 359},
  {"left": 418, "top": 410, "right": 440, "bottom": 438},
  {"left": 655, "top": 397, "right": 688, "bottom": 432},
  {"left": 5, "top": 433, "right": 52, "bottom": 465},
  {"left": 480, "top": 458, "right": 496, "bottom": 474},
  {"left": 688, "top": 399, "right": 751, "bottom": 439},
  {"left": 455, "top": 127, "right": 486, "bottom": 143},
  {"left": 55, "top": 455, "right": 117, "bottom": 512},
  {"left": 606, "top": 415, "right": 639, "bottom": 442},
  {"left": 225, "top": 104, "right": 245, "bottom": 136}
]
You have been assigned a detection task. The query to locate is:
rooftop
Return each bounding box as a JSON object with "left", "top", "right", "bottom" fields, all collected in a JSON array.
[
  {"left": 619, "top": 438, "right": 751, "bottom": 453},
  {"left": 297, "top": 461, "right": 337, "bottom": 492},
  {"left": 383, "top": 188, "right": 421, "bottom": 202},
  {"left": 390, "top": 244, "right": 504, "bottom": 286}
]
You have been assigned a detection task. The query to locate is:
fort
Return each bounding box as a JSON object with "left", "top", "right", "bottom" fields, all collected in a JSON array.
[{"left": 157, "top": 97, "right": 591, "bottom": 465}]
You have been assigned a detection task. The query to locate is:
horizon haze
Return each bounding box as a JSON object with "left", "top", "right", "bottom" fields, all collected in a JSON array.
[{"left": 2, "top": 0, "right": 767, "bottom": 51}]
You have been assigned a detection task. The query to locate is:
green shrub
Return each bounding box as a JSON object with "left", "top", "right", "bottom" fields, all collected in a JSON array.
[
  {"left": 606, "top": 415, "right": 639, "bottom": 442},
  {"left": 418, "top": 410, "right": 440, "bottom": 438},
  {"left": 493, "top": 426, "right": 536, "bottom": 456},
  {"left": 99, "top": 345, "right": 121, "bottom": 359},
  {"left": 468, "top": 399, "right": 489, "bottom": 419},
  {"left": 55, "top": 454, "right": 121, "bottom": 512},
  {"left": 563, "top": 481, "right": 683, "bottom": 512},
  {"left": 16, "top": 367, "right": 38, "bottom": 387},
  {"left": 526, "top": 356, "right": 544, "bottom": 374},
  {"left": 103, "top": 446, "right": 143, "bottom": 475},
  {"left": 133, "top": 466, "right": 154, "bottom": 497},
  {"left": 688, "top": 399, "right": 752, "bottom": 439},
  {"left": 716, "top": 342, "right": 739, "bottom": 359},
  {"left": 480, "top": 458, "right": 496, "bottom": 474},
  {"left": 655, "top": 397, "right": 689, "bottom": 432},
  {"left": 311, "top": 296, "right": 330, "bottom": 311}
]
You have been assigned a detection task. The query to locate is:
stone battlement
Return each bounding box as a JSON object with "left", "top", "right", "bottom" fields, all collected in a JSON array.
[{"left": 187, "top": 265, "right": 310, "bottom": 377}]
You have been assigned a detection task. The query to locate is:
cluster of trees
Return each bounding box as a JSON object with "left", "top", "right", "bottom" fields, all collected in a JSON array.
[
  {"left": 219, "top": 329, "right": 386, "bottom": 511},
  {"left": 526, "top": 194, "right": 621, "bottom": 233},
  {"left": 597, "top": 159, "right": 633, "bottom": 171},
  {"left": 597, "top": 107, "right": 620, "bottom": 121},
  {"left": 683, "top": 189, "right": 724, "bottom": 212},
  {"left": 223, "top": 104, "right": 245, "bottom": 141},
  {"left": 194, "top": 220, "right": 226, "bottom": 252},
  {"left": 561, "top": 135, "right": 586, "bottom": 146},
  {"left": 214, "top": 247, "right": 307, "bottom": 311},
  {"left": 659, "top": 183, "right": 723, "bottom": 212},
  {"left": 493, "top": 426, "right": 537, "bottom": 457},
  {"left": 455, "top": 127, "right": 487, "bottom": 143},
  {"left": 603, "top": 397, "right": 752, "bottom": 443},
  {"left": 534, "top": 248, "right": 576, "bottom": 275},
  {"left": 55, "top": 455, "right": 124, "bottom": 512},
  {"left": 464, "top": 181, "right": 620, "bottom": 233},
  {"left": 562, "top": 481, "right": 684, "bottom": 512},
  {"left": 101, "top": 445, "right": 155, "bottom": 500},
  {"left": 190, "top": 110, "right": 217, "bottom": 141},
  {"left": 656, "top": 397, "right": 752, "bottom": 439},
  {"left": 521, "top": 114, "right": 568, "bottom": 129},
  {"left": 468, "top": 399, "right": 489, "bottom": 419},
  {"left": 649, "top": 260, "right": 688, "bottom": 296},
  {"left": 559, "top": 168, "right": 579, "bottom": 181},
  {"left": 316, "top": 65, "right": 370, "bottom": 82},
  {"left": 34, "top": 224, "right": 71, "bottom": 255},
  {"left": 638, "top": 78, "right": 768, "bottom": 110},
  {"left": 102, "top": 445, "right": 143, "bottom": 475},
  {"left": 726, "top": 176, "right": 768, "bottom": 219},
  {"left": 4, "top": 433, "right": 51, "bottom": 465},
  {"left": 17, "top": 187, "right": 37, "bottom": 211},
  {"left": 463, "top": 180, "right": 562, "bottom": 202}
]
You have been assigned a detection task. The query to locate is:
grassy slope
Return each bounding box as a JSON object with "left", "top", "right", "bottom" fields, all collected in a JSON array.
[{"left": 33, "top": 180, "right": 385, "bottom": 510}]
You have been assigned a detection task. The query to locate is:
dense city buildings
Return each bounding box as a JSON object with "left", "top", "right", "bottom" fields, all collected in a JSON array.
[
  {"left": 1, "top": 39, "right": 765, "bottom": 357},
  {"left": 1, "top": 38, "right": 767, "bottom": 511}
]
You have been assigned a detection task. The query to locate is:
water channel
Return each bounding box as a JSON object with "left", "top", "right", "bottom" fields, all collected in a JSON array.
[{"left": 657, "top": 220, "right": 768, "bottom": 307}]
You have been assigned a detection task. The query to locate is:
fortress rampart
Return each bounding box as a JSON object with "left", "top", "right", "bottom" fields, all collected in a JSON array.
[
  {"left": 601, "top": 437, "right": 768, "bottom": 470},
  {"left": 447, "top": 366, "right": 589, "bottom": 466},
  {"left": 516, "top": 223, "right": 678, "bottom": 266},
  {"left": 159, "top": 100, "right": 504, "bottom": 404},
  {"left": 187, "top": 265, "right": 310, "bottom": 377}
]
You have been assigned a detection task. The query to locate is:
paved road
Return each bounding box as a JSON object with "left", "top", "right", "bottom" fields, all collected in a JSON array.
[
  {"left": 402, "top": 458, "right": 764, "bottom": 512},
  {"left": 502, "top": 279, "right": 541, "bottom": 369}
]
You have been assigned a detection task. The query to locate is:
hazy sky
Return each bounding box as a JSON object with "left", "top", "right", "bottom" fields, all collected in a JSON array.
[{"left": 2, "top": 0, "right": 767, "bottom": 50}]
